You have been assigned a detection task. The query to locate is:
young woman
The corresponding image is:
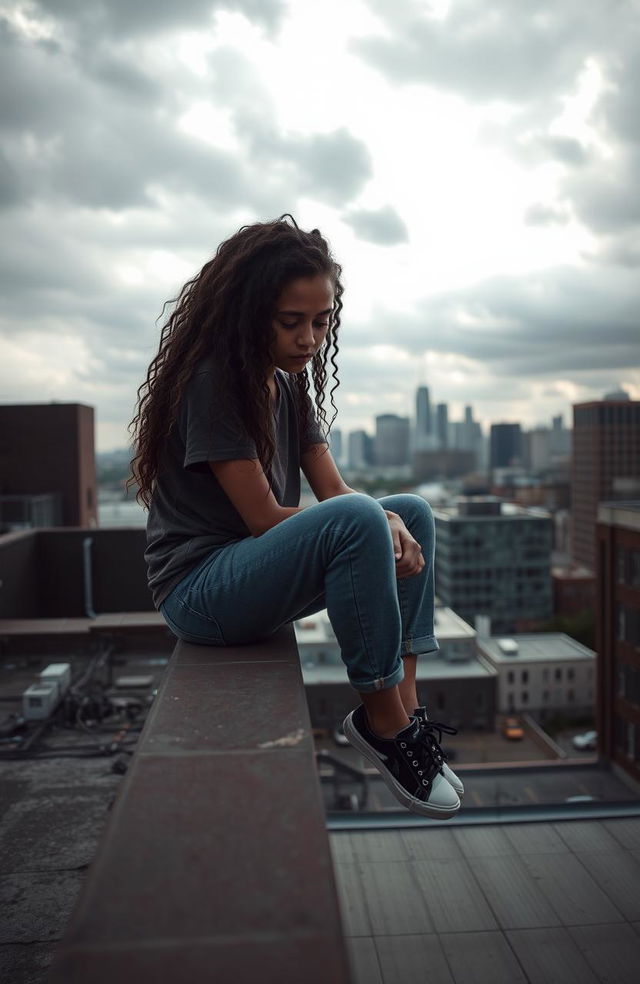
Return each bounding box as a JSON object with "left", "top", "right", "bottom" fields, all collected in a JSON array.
[{"left": 129, "top": 215, "right": 463, "bottom": 818}]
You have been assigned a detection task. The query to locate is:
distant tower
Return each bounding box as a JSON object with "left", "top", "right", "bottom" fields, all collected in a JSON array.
[
  {"left": 462, "top": 405, "right": 474, "bottom": 450},
  {"left": 416, "top": 386, "right": 432, "bottom": 436},
  {"left": 348, "top": 430, "right": 371, "bottom": 470},
  {"left": 328, "top": 427, "right": 342, "bottom": 465},
  {"left": 490, "top": 423, "right": 522, "bottom": 469},
  {"left": 375, "top": 415, "right": 410, "bottom": 467},
  {"left": 436, "top": 403, "right": 449, "bottom": 449}
]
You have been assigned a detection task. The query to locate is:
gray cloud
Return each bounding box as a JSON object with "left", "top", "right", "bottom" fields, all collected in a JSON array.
[
  {"left": 34, "top": 0, "right": 285, "bottom": 37},
  {"left": 538, "top": 136, "right": 590, "bottom": 167},
  {"left": 524, "top": 202, "right": 570, "bottom": 227},
  {"left": 355, "top": 0, "right": 635, "bottom": 104},
  {"left": 293, "top": 130, "right": 373, "bottom": 205},
  {"left": 560, "top": 146, "right": 640, "bottom": 235},
  {"left": 361, "top": 0, "right": 640, "bottom": 266},
  {"left": 385, "top": 264, "right": 639, "bottom": 376},
  {"left": 0, "top": 20, "right": 373, "bottom": 213},
  {"left": 593, "top": 232, "right": 640, "bottom": 269},
  {"left": 344, "top": 205, "right": 409, "bottom": 245},
  {"left": 0, "top": 22, "right": 255, "bottom": 210}
]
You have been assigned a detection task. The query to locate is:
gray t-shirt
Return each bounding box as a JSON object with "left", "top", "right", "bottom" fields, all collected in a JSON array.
[{"left": 145, "top": 358, "right": 327, "bottom": 609}]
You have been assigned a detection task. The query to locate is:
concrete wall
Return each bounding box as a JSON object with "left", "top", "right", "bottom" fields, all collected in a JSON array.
[
  {"left": 0, "top": 528, "right": 152, "bottom": 618},
  {"left": 38, "top": 528, "right": 151, "bottom": 616},
  {"left": 0, "top": 530, "right": 39, "bottom": 618}
]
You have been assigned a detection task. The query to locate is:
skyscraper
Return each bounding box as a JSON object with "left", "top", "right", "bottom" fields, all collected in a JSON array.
[
  {"left": 572, "top": 396, "right": 640, "bottom": 570},
  {"left": 550, "top": 413, "right": 571, "bottom": 458},
  {"left": 416, "top": 387, "right": 432, "bottom": 438},
  {"left": 347, "top": 430, "right": 372, "bottom": 470},
  {"left": 490, "top": 423, "right": 522, "bottom": 470},
  {"left": 436, "top": 403, "right": 448, "bottom": 450},
  {"left": 328, "top": 427, "right": 342, "bottom": 465},
  {"left": 374, "top": 415, "right": 410, "bottom": 467}
]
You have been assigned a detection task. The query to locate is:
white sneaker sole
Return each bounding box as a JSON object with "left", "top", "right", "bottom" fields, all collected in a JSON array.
[{"left": 343, "top": 712, "right": 461, "bottom": 820}]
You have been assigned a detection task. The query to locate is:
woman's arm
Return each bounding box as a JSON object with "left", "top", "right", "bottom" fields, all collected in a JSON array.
[
  {"left": 301, "top": 444, "right": 360, "bottom": 502},
  {"left": 208, "top": 458, "right": 304, "bottom": 536},
  {"left": 300, "top": 444, "right": 398, "bottom": 518}
]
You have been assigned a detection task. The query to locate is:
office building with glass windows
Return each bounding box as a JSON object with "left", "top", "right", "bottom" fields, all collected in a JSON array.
[{"left": 433, "top": 496, "right": 553, "bottom": 635}]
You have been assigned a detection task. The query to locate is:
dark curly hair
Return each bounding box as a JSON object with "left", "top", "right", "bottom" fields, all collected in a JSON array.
[{"left": 127, "top": 215, "right": 343, "bottom": 508}]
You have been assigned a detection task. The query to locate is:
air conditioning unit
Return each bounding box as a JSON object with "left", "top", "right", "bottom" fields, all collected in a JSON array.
[
  {"left": 23, "top": 682, "right": 59, "bottom": 720},
  {"left": 498, "top": 638, "right": 519, "bottom": 655},
  {"left": 39, "top": 663, "right": 71, "bottom": 698}
]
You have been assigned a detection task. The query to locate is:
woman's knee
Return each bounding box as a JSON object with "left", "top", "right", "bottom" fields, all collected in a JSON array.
[
  {"left": 381, "top": 493, "right": 435, "bottom": 530},
  {"left": 317, "top": 491, "right": 389, "bottom": 540},
  {"left": 321, "top": 491, "right": 385, "bottom": 521},
  {"left": 381, "top": 492, "right": 433, "bottom": 517}
]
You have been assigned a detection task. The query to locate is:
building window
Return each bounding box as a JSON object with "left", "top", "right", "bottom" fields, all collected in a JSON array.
[
  {"left": 521, "top": 670, "right": 529, "bottom": 684},
  {"left": 522, "top": 691, "right": 528, "bottom": 704},
  {"left": 507, "top": 670, "right": 514, "bottom": 684},
  {"left": 617, "top": 605, "right": 626, "bottom": 643},
  {"left": 436, "top": 692, "right": 445, "bottom": 711},
  {"left": 476, "top": 691, "right": 485, "bottom": 708},
  {"left": 542, "top": 690, "right": 549, "bottom": 702},
  {"left": 555, "top": 668, "right": 562, "bottom": 681},
  {"left": 567, "top": 689, "right": 574, "bottom": 703},
  {"left": 507, "top": 693, "right": 514, "bottom": 710},
  {"left": 567, "top": 668, "right": 575, "bottom": 681},
  {"left": 87, "top": 487, "right": 93, "bottom": 509},
  {"left": 543, "top": 668, "right": 549, "bottom": 682}
]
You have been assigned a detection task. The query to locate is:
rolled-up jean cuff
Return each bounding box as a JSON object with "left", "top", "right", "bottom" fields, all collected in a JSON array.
[
  {"left": 400, "top": 634, "right": 439, "bottom": 657},
  {"left": 349, "top": 659, "right": 405, "bottom": 694}
]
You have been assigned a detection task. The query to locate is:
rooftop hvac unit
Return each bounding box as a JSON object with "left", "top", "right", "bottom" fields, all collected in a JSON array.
[
  {"left": 23, "top": 682, "right": 59, "bottom": 720},
  {"left": 39, "top": 663, "right": 71, "bottom": 698},
  {"left": 498, "top": 638, "right": 519, "bottom": 655}
]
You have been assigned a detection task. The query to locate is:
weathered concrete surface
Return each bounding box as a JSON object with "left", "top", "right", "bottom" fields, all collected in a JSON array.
[{"left": 0, "top": 753, "right": 124, "bottom": 982}]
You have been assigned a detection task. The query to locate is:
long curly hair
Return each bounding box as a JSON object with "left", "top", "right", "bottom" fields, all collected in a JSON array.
[{"left": 128, "top": 215, "right": 343, "bottom": 508}]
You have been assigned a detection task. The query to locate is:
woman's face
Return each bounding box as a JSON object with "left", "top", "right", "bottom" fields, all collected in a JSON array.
[{"left": 269, "top": 274, "right": 334, "bottom": 374}]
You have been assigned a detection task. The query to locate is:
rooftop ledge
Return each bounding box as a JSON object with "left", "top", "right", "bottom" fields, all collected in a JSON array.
[{"left": 47, "top": 624, "right": 351, "bottom": 984}]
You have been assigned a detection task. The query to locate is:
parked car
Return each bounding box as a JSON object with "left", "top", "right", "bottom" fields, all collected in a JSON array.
[
  {"left": 501, "top": 716, "right": 524, "bottom": 740},
  {"left": 572, "top": 730, "right": 598, "bottom": 751}
]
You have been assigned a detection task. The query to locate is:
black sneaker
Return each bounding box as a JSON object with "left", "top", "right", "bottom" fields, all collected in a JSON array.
[
  {"left": 342, "top": 704, "right": 461, "bottom": 819},
  {"left": 413, "top": 706, "right": 465, "bottom": 798}
]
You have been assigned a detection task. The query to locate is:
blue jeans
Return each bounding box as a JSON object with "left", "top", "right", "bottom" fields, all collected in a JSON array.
[{"left": 159, "top": 493, "right": 439, "bottom": 694}]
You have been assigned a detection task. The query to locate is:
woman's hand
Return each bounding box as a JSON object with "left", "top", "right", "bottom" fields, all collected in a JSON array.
[{"left": 385, "top": 512, "right": 425, "bottom": 579}]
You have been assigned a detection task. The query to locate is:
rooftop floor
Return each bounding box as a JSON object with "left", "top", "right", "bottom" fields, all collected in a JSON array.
[{"left": 331, "top": 817, "right": 640, "bottom": 984}]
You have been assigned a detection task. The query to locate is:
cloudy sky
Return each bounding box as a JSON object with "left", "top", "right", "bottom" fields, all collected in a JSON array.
[{"left": 1, "top": 0, "right": 638, "bottom": 451}]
